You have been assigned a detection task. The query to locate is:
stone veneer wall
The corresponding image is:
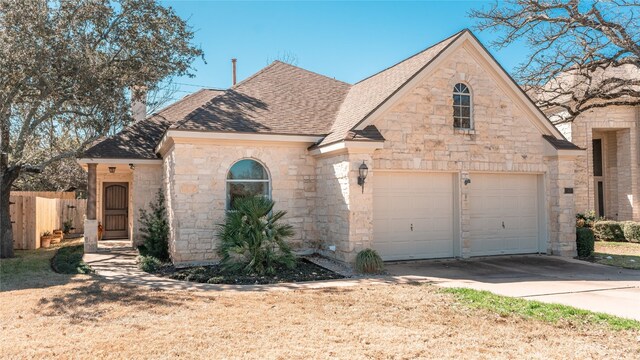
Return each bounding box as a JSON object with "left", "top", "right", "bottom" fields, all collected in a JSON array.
[
  {"left": 315, "top": 152, "right": 374, "bottom": 262},
  {"left": 560, "top": 106, "right": 639, "bottom": 221},
  {"left": 164, "top": 141, "right": 317, "bottom": 265},
  {"left": 131, "top": 164, "right": 163, "bottom": 246}
]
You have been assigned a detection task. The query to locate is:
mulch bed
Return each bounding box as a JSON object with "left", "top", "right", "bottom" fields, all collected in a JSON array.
[{"left": 155, "top": 259, "right": 345, "bottom": 285}]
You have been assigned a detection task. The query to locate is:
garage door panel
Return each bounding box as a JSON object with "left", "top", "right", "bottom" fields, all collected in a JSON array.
[
  {"left": 373, "top": 172, "right": 454, "bottom": 261},
  {"left": 469, "top": 173, "right": 540, "bottom": 256}
]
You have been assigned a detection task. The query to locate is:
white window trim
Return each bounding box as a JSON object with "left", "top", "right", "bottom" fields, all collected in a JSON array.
[
  {"left": 225, "top": 158, "right": 272, "bottom": 210},
  {"left": 453, "top": 83, "right": 473, "bottom": 130}
]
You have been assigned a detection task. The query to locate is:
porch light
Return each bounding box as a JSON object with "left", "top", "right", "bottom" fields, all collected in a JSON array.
[
  {"left": 108, "top": 166, "right": 116, "bottom": 174},
  {"left": 357, "top": 161, "right": 368, "bottom": 193},
  {"left": 129, "top": 163, "right": 135, "bottom": 170}
]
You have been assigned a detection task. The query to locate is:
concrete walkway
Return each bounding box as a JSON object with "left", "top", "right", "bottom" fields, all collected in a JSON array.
[
  {"left": 386, "top": 255, "right": 640, "bottom": 321},
  {"left": 83, "top": 250, "right": 392, "bottom": 293}
]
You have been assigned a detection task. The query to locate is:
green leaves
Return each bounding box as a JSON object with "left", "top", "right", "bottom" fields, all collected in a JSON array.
[
  {"left": 138, "top": 190, "right": 169, "bottom": 261},
  {"left": 217, "top": 196, "right": 295, "bottom": 276}
]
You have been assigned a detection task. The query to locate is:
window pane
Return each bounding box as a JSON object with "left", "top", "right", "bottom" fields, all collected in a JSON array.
[
  {"left": 461, "top": 106, "right": 470, "bottom": 118},
  {"left": 227, "top": 159, "right": 268, "bottom": 180},
  {"left": 453, "top": 106, "right": 461, "bottom": 117},
  {"left": 228, "top": 181, "right": 269, "bottom": 209},
  {"left": 461, "top": 118, "right": 470, "bottom": 129},
  {"left": 453, "top": 94, "right": 461, "bottom": 106},
  {"left": 592, "top": 139, "right": 603, "bottom": 176},
  {"left": 454, "top": 117, "right": 461, "bottom": 128}
]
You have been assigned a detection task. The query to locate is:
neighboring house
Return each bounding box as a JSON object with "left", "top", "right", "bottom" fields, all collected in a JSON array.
[
  {"left": 78, "top": 29, "right": 582, "bottom": 265},
  {"left": 543, "top": 66, "right": 640, "bottom": 222}
]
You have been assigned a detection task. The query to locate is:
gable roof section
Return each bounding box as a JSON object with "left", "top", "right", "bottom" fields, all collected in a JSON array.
[
  {"left": 171, "top": 61, "right": 352, "bottom": 136},
  {"left": 82, "top": 89, "right": 223, "bottom": 159},
  {"left": 319, "top": 30, "right": 464, "bottom": 146},
  {"left": 542, "top": 135, "right": 582, "bottom": 150}
]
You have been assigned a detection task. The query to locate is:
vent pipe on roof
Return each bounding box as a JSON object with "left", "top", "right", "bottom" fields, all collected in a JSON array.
[{"left": 231, "top": 58, "right": 237, "bottom": 86}]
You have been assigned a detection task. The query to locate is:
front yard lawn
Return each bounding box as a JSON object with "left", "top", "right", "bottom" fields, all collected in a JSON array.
[
  {"left": 156, "top": 258, "right": 344, "bottom": 285},
  {"left": 443, "top": 287, "right": 640, "bottom": 331},
  {"left": 593, "top": 241, "right": 640, "bottom": 270},
  {"left": 2, "top": 247, "right": 640, "bottom": 358}
]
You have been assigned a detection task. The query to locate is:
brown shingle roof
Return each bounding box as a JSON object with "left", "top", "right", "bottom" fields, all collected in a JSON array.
[
  {"left": 82, "top": 89, "right": 223, "bottom": 159},
  {"left": 542, "top": 135, "right": 583, "bottom": 150},
  {"left": 172, "top": 61, "right": 351, "bottom": 135},
  {"left": 319, "top": 30, "right": 465, "bottom": 146}
]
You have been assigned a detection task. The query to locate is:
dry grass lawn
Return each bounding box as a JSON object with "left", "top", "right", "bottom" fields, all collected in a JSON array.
[
  {"left": 2, "top": 244, "right": 640, "bottom": 359},
  {"left": 594, "top": 241, "right": 640, "bottom": 270}
]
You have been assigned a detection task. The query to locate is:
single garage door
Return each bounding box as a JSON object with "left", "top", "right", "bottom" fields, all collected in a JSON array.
[
  {"left": 468, "top": 173, "right": 540, "bottom": 256},
  {"left": 373, "top": 172, "right": 454, "bottom": 261}
]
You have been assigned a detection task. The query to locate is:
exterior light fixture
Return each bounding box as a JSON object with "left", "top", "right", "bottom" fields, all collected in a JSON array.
[
  {"left": 129, "top": 163, "right": 135, "bottom": 170},
  {"left": 464, "top": 178, "right": 471, "bottom": 185},
  {"left": 108, "top": 166, "right": 116, "bottom": 174},
  {"left": 357, "top": 161, "right": 368, "bottom": 193}
]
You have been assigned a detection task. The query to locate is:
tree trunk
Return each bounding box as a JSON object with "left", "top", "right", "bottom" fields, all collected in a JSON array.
[{"left": 1, "top": 165, "right": 19, "bottom": 258}]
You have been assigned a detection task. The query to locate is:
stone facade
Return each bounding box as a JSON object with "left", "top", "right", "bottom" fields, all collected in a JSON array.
[
  {"left": 163, "top": 141, "right": 317, "bottom": 264},
  {"left": 91, "top": 164, "right": 162, "bottom": 246},
  {"left": 368, "top": 45, "right": 574, "bottom": 257},
  {"left": 553, "top": 106, "right": 639, "bottom": 221}
]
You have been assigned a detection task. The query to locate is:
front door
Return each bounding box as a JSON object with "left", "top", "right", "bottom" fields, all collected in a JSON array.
[{"left": 103, "top": 182, "right": 129, "bottom": 239}]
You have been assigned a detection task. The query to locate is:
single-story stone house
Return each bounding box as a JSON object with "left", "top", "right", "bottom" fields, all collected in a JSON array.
[{"left": 78, "top": 29, "right": 583, "bottom": 265}]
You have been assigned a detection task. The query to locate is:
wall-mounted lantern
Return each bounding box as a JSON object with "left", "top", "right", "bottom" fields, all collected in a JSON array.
[
  {"left": 108, "top": 166, "right": 116, "bottom": 174},
  {"left": 129, "top": 163, "right": 135, "bottom": 170},
  {"left": 463, "top": 178, "right": 471, "bottom": 185},
  {"left": 357, "top": 161, "right": 368, "bottom": 193}
]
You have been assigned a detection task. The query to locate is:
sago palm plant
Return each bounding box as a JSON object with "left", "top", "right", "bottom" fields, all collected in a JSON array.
[{"left": 217, "top": 196, "right": 295, "bottom": 275}]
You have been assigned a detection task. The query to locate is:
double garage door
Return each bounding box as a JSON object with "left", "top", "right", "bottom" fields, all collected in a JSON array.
[{"left": 373, "top": 172, "right": 541, "bottom": 261}]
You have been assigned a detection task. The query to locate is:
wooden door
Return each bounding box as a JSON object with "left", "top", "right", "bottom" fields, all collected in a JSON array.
[{"left": 103, "top": 183, "right": 128, "bottom": 239}]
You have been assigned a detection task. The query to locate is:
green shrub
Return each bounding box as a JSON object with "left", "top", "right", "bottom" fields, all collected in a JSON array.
[
  {"left": 576, "top": 210, "right": 598, "bottom": 228},
  {"left": 217, "top": 196, "right": 295, "bottom": 276},
  {"left": 139, "top": 190, "right": 170, "bottom": 261},
  {"left": 593, "top": 221, "right": 626, "bottom": 242},
  {"left": 623, "top": 222, "right": 640, "bottom": 243},
  {"left": 137, "top": 255, "right": 162, "bottom": 273},
  {"left": 576, "top": 227, "right": 595, "bottom": 258},
  {"left": 355, "top": 248, "right": 384, "bottom": 274},
  {"left": 52, "top": 244, "right": 93, "bottom": 274}
]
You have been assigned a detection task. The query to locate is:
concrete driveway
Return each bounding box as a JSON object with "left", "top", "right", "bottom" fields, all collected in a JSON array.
[{"left": 386, "top": 255, "right": 640, "bottom": 320}]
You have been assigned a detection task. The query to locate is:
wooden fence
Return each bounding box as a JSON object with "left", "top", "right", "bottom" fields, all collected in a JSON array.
[
  {"left": 9, "top": 195, "right": 87, "bottom": 250},
  {"left": 9, "top": 191, "right": 76, "bottom": 199}
]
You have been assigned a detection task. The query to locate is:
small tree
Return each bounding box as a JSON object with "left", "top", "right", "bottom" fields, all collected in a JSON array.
[
  {"left": 217, "top": 196, "right": 295, "bottom": 276},
  {"left": 139, "top": 190, "right": 169, "bottom": 262}
]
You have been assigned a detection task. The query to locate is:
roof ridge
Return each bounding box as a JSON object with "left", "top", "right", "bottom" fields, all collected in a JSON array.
[
  {"left": 354, "top": 29, "right": 468, "bottom": 85},
  {"left": 153, "top": 88, "right": 222, "bottom": 118},
  {"left": 271, "top": 60, "right": 352, "bottom": 86},
  {"left": 230, "top": 61, "right": 281, "bottom": 89}
]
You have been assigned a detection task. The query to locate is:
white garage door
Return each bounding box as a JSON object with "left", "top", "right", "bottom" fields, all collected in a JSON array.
[
  {"left": 373, "top": 172, "right": 454, "bottom": 261},
  {"left": 468, "top": 174, "right": 540, "bottom": 256}
]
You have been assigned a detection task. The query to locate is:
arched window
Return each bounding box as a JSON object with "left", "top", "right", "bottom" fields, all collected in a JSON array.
[
  {"left": 453, "top": 83, "right": 472, "bottom": 129},
  {"left": 226, "top": 159, "right": 271, "bottom": 209}
]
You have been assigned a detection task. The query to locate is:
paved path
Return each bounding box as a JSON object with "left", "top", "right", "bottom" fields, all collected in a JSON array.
[
  {"left": 83, "top": 250, "right": 392, "bottom": 293},
  {"left": 386, "top": 255, "right": 640, "bottom": 321}
]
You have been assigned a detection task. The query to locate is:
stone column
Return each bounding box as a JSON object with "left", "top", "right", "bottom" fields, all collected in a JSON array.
[
  {"left": 84, "top": 163, "right": 98, "bottom": 253},
  {"left": 345, "top": 151, "right": 374, "bottom": 263},
  {"left": 545, "top": 156, "right": 577, "bottom": 256}
]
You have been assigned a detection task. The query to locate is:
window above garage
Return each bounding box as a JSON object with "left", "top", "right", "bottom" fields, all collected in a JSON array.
[{"left": 453, "top": 83, "right": 473, "bottom": 130}]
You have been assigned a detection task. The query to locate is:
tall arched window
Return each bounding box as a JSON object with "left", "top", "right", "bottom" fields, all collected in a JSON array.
[
  {"left": 453, "top": 83, "right": 472, "bottom": 129},
  {"left": 226, "top": 159, "right": 271, "bottom": 210}
]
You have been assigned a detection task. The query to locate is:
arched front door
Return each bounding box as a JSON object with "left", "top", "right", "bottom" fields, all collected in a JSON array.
[{"left": 103, "top": 183, "right": 129, "bottom": 239}]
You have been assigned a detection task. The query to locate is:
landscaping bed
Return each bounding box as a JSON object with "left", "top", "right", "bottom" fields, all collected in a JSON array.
[{"left": 155, "top": 258, "right": 345, "bottom": 285}]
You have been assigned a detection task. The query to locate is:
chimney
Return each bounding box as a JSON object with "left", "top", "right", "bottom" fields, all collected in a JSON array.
[
  {"left": 231, "top": 58, "right": 237, "bottom": 86},
  {"left": 131, "top": 86, "right": 147, "bottom": 122}
]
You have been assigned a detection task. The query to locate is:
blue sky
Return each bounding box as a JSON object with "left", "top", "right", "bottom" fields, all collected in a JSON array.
[{"left": 163, "top": 1, "right": 527, "bottom": 101}]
